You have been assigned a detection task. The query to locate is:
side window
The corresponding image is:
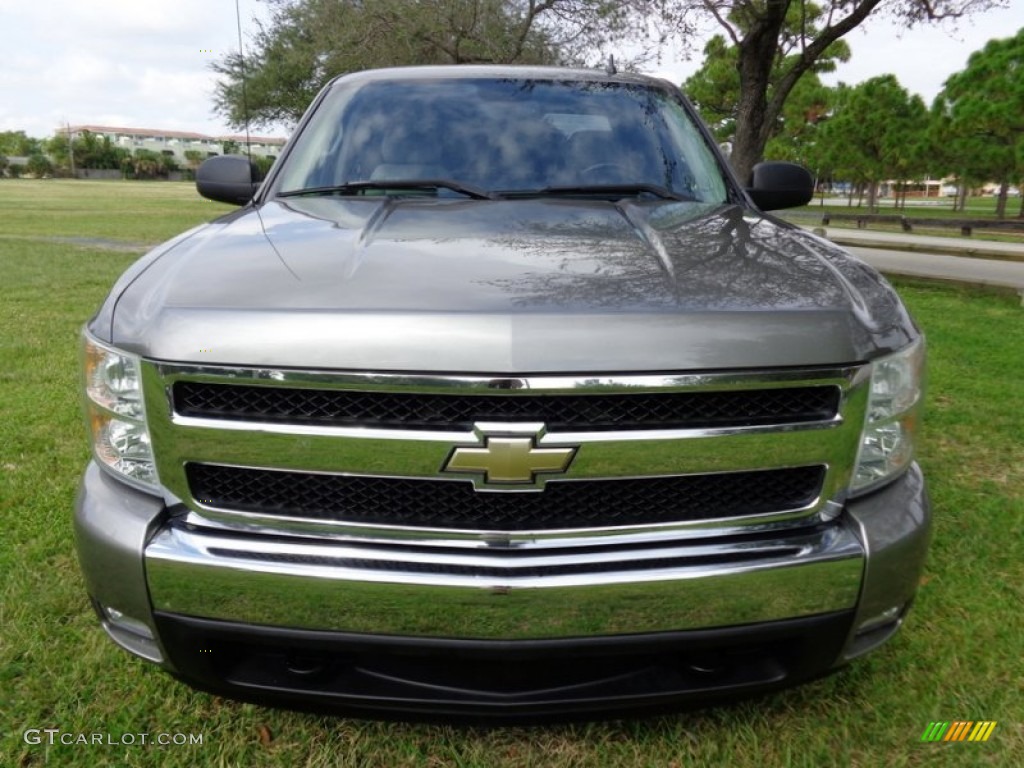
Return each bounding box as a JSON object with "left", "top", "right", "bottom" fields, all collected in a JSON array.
[
  {"left": 276, "top": 92, "right": 351, "bottom": 191},
  {"left": 660, "top": 99, "right": 727, "bottom": 203}
]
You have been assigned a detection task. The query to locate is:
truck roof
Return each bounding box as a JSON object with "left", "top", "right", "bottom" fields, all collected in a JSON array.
[{"left": 327, "top": 64, "right": 675, "bottom": 90}]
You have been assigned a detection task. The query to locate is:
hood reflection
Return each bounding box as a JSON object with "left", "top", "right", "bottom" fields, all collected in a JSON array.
[{"left": 256, "top": 198, "right": 900, "bottom": 322}]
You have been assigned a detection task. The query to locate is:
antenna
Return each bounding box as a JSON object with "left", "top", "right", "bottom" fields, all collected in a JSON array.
[
  {"left": 234, "top": 0, "right": 252, "bottom": 161},
  {"left": 606, "top": 54, "right": 617, "bottom": 76}
]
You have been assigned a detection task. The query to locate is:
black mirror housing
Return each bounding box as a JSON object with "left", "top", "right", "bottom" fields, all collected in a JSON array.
[
  {"left": 746, "top": 162, "right": 814, "bottom": 211},
  {"left": 196, "top": 155, "right": 262, "bottom": 205}
]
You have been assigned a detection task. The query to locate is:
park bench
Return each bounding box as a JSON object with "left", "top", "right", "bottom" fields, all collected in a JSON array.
[
  {"left": 820, "top": 212, "right": 1024, "bottom": 237},
  {"left": 820, "top": 212, "right": 913, "bottom": 231}
]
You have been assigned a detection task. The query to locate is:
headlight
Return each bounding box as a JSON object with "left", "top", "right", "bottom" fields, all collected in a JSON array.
[
  {"left": 851, "top": 338, "right": 925, "bottom": 494},
  {"left": 82, "top": 331, "right": 158, "bottom": 491}
]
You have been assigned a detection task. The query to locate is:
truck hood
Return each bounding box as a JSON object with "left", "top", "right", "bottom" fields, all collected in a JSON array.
[{"left": 103, "top": 197, "right": 915, "bottom": 372}]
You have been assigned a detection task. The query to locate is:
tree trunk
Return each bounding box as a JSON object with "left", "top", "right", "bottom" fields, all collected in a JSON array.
[
  {"left": 995, "top": 180, "right": 1009, "bottom": 219},
  {"left": 727, "top": 0, "right": 885, "bottom": 182},
  {"left": 728, "top": 3, "right": 789, "bottom": 183},
  {"left": 1018, "top": 187, "right": 1024, "bottom": 218}
]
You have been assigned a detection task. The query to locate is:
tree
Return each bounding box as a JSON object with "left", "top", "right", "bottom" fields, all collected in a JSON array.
[
  {"left": 212, "top": 0, "right": 641, "bottom": 128},
  {"left": 125, "top": 149, "right": 176, "bottom": 180},
  {"left": 0, "top": 130, "right": 41, "bottom": 157},
  {"left": 215, "top": 0, "right": 1003, "bottom": 180},
  {"left": 763, "top": 72, "right": 835, "bottom": 168},
  {"left": 936, "top": 27, "right": 1024, "bottom": 218},
  {"left": 183, "top": 150, "right": 205, "bottom": 170},
  {"left": 182, "top": 149, "right": 206, "bottom": 180},
  {"left": 682, "top": 3, "right": 849, "bottom": 168},
  {"left": 75, "top": 131, "right": 129, "bottom": 170},
  {"left": 26, "top": 153, "right": 53, "bottom": 178},
  {"left": 253, "top": 155, "right": 277, "bottom": 177},
  {"left": 47, "top": 131, "right": 130, "bottom": 173},
  {"left": 926, "top": 95, "right": 973, "bottom": 211},
  {"left": 814, "top": 75, "right": 928, "bottom": 211},
  {"left": 660, "top": 0, "right": 1005, "bottom": 181},
  {"left": 45, "top": 133, "right": 71, "bottom": 170},
  {"left": 684, "top": 36, "right": 741, "bottom": 143}
]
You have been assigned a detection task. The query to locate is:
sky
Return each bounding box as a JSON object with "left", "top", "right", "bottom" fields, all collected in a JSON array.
[{"left": 1, "top": 0, "right": 1022, "bottom": 142}]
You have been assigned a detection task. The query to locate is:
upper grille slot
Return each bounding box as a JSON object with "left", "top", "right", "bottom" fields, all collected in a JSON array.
[{"left": 173, "top": 382, "right": 840, "bottom": 431}]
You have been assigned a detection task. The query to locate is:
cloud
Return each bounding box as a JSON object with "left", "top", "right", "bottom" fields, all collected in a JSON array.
[
  {"left": 0, "top": 0, "right": 274, "bottom": 138},
  {"left": 1, "top": 0, "right": 1020, "bottom": 140}
]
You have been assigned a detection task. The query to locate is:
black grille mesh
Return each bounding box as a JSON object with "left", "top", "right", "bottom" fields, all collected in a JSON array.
[
  {"left": 174, "top": 382, "right": 840, "bottom": 431},
  {"left": 187, "top": 464, "right": 825, "bottom": 531}
]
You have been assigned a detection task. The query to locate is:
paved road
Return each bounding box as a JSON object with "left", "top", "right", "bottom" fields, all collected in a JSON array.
[
  {"left": 799, "top": 226, "right": 1024, "bottom": 295},
  {"left": 847, "top": 246, "right": 1024, "bottom": 294},
  {"left": 813, "top": 226, "right": 1024, "bottom": 260}
]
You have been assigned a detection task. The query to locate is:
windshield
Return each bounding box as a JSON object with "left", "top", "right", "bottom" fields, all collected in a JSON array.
[{"left": 272, "top": 77, "right": 729, "bottom": 203}]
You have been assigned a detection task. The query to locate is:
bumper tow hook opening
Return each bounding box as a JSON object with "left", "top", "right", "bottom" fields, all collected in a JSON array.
[
  {"left": 286, "top": 654, "right": 327, "bottom": 677},
  {"left": 687, "top": 653, "right": 728, "bottom": 677}
]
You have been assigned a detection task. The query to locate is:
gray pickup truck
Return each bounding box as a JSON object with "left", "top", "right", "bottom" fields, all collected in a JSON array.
[{"left": 75, "top": 65, "right": 929, "bottom": 720}]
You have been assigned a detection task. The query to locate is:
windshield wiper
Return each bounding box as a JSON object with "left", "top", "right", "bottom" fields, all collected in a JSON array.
[
  {"left": 501, "top": 183, "right": 692, "bottom": 202},
  {"left": 277, "top": 179, "right": 496, "bottom": 200}
]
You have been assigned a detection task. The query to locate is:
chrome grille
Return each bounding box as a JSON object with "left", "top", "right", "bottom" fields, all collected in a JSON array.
[
  {"left": 144, "top": 363, "right": 869, "bottom": 543},
  {"left": 187, "top": 463, "right": 825, "bottom": 531},
  {"left": 173, "top": 381, "right": 840, "bottom": 431}
]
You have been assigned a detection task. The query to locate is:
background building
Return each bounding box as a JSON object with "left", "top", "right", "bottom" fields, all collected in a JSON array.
[{"left": 64, "top": 125, "right": 286, "bottom": 166}]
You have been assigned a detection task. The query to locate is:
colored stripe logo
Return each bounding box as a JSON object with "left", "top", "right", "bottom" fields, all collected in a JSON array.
[{"left": 921, "top": 721, "right": 997, "bottom": 742}]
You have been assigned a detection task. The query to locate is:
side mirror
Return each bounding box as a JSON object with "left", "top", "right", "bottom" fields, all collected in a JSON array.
[
  {"left": 196, "top": 155, "right": 262, "bottom": 205},
  {"left": 745, "top": 162, "right": 813, "bottom": 211}
]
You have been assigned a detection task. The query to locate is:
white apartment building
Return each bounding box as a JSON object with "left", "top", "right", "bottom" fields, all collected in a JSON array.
[{"left": 64, "top": 125, "right": 286, "bottom": 165}]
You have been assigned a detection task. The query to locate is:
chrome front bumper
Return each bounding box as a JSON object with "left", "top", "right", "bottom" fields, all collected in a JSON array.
[
  {"left": 144, "top": 522, "right": 864, "bottom": 639},
  {"left": 76, "top": 459, "right": 929, "bottom": 647},
  {"left": 75, "top": 461, "right": 929, "bottom": 715}
]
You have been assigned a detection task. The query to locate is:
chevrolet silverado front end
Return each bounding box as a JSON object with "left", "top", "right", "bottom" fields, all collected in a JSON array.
[{"left": 75, "top": 66, "right": 930, "bottom": 720}]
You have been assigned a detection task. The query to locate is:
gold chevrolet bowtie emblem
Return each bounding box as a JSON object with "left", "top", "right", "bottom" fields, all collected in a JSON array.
[{"left": 444, "top": 433, "right": 576, "bottom": 487}]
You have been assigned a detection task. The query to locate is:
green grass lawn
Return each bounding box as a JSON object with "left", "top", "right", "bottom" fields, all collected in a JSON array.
[
  {"left": 0, "top": 178, "right": 233, "bottom": 244},
  {"left": 1, "top": 180, "right": 1022, "bottom": 767}
]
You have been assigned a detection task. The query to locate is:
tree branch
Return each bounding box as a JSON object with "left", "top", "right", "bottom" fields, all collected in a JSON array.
[
  {"left": 768, "top": 0, "right": 884, "bottom": 121},
  {"left": 701, "top": 1, "right": 741, "bottom": 47},
  {"left": 512, "top": 0, "right": 559, "bottom": 60}
]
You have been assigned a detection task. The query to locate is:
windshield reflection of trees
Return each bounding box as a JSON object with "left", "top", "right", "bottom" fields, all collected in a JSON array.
[{"left": 328, "top": 79, "right": 707, "bottom": 195}]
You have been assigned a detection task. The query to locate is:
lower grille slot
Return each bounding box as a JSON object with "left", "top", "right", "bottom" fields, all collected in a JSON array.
[
  {"left": 187, "top": 463, "right": 825, "bottom": 531},
  {"left": 204, "top": 547, "right": 800, "bottom": 577}
]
